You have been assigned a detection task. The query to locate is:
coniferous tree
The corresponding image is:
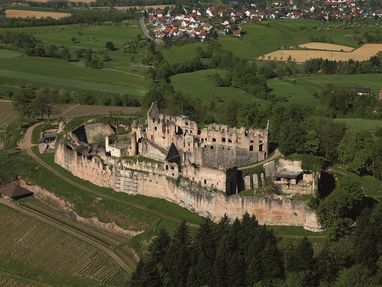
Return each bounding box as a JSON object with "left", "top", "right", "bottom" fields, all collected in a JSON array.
[{"left": 163, "top": 220, "right": 191, "bottom": 287}]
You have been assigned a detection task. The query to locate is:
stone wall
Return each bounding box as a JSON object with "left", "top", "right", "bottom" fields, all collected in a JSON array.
[
  {"left": 55, "top": 143, "right": 322, "bottom": 232},
  {"left": 55, "top": 143, "right": 115, "bottom": 188}
]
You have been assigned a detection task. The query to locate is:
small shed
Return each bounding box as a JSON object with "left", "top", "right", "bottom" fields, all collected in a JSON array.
[
  {"left": 354, "top": 87, "right": 371, "bottom": 96},
  {"left": 0, "top": 182, "right": 33, "bottom": 201}
]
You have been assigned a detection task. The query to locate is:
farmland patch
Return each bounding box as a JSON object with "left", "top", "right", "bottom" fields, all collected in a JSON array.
[
  {"left": 260, "top": 43, "right": 382, "bottom": 62},
  {"left": 5, "top": 9, "right": 71, "bottom": 20}
]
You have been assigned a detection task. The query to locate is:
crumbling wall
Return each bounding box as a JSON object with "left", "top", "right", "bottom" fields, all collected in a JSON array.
[
  {"left": 182, "top": 164, "right": 227, "bottom": 191},
  {"left": 55, "top": 143, "right": 114, "bottom": 188},
  {"left": 131, "top": 172, "right": 321, "bottom": 232},
  {"left": 55, "top": 144, "right": 321, "bottom": 232}
]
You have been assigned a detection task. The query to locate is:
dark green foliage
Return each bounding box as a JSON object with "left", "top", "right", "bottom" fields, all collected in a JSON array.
[
  {"left": 318, "top": 85, "right": 380, "bottom": 118},
  {"left": 354, "top": 205, "right": 382, "bottom": 272},
  {"left": 338, "top": 130, "right": 382, "bottom": 179},
  {"left": 105, "top": 41, "right": 116, "bottom": 51},
  {"left": 130, "top": 214, "right": 284, "bottom": 287},
  {"left": 318, "top": 176, "right": 367, "bottom": 228},
  {"left": 305, "top": 57, "right": 382, "bottom": 75}
]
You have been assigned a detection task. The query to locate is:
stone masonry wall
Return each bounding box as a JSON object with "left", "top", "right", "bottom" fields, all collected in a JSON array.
[{"left": 55, "top": 143, "right": 321, "bottom": 232}]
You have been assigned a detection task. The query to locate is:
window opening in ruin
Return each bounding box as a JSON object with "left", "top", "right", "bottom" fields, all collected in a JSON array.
[
  {"left": 250, "top": 140, "right": 254, "bottom": 143},
  {"left": 204, "top": 179, "right": 207, "bottom": 184},
  {"left": 228, "top": 139, "right": 232, "bottom": 143},
  {"left": 212, "top": 138, "right": 216, "bottom": 142},
  {"left": 249, "top": 145, "right": 253, "bottom": 151},
  {"left": 166, "top": 165, "right": 168, "bottom": 170},
  {"left": 154, "top": 126, "right": 157, "bottom": 131},
  {"left": 222, "top": 137, "right": 226, "bottom": 143},
  {"left": 210, "top": 146, "right": 214, "bottom": 149},
  {"left": 259, "top": 144, "right": 263, "bottom": 151}
]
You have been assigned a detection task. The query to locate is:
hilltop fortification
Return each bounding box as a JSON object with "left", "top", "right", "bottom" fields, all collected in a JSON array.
[{"left": 54, "top": 103, "right": 321, "bottom": 231}]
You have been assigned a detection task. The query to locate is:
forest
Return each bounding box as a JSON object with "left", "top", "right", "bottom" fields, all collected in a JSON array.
[{"left": 130, "top": 206, "right": 382, "bottom": 287}]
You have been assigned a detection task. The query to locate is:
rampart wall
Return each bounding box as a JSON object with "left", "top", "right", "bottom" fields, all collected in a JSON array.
[{"left": 55, "top": 143, "right": 321, "bottom": 232}]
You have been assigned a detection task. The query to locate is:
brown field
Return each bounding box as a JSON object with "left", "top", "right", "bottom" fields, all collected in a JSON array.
[
  {"left": 0, "top": 101, "right": 18, "bottom": 129},
  {"left": 260, "top": 43, "right": 382, "bottom": 63},
  {"left": 298, "top": 42, "right": 354, "bottom": 52},
  {"left": 5, "top": 9, "right": 71, "bottom": 19},
  {"left": 52, "top": 104, "right": 141, "bottom": 119}
]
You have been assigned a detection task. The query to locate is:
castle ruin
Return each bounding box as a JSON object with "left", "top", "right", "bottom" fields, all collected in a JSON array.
[{"left": 54, "top": 103, "right": 321, "bottom": 231}]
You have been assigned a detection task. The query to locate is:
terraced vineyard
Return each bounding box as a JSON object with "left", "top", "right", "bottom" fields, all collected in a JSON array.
[
  {"left": 0, "top": 203, "right": 129, "bottom": 286},
  {"left": 0, "top": 271, "right": 48, "bottom": 287}
]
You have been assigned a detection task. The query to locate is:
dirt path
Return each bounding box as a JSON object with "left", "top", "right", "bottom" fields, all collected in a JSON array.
[
  {"left": 139, "top": 17, "right": 153, "bottom": 41},
  {"left": 58, "top": 104, "right": 80, "bottom": 118},
  {"left": 103, "top": 68, "right": 145, "bottom": 78},
  {"left": 0, "top": 198, "right": 131, "bottom": 272}
]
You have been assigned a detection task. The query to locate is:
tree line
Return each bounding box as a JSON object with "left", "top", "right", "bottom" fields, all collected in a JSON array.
[
  {"left": 130, "top": 206, "right": 382, "bottom": 287},
  {"left": 305, "top": 56, "right": 382, "bottom": 74},
  {"left": 11, "top": 87, "right": 141, "bottom": 121}
]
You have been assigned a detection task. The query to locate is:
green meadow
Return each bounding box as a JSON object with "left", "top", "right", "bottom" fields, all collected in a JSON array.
[
  {"left": 333, "top": 118, "right": 382, "bottom": 132},
  {"left": 171, "top": 69, "right": 265, "bottom": 105},
  {"left": 171, "top": 69, "right": 382, "bottom": 107},
  {"left": 0, "top": 51, "right": 146, "bottom": 97},
  {"left": 0, "top": 24, "right": 149, "bottom": 97},
  {"left": 268, "top": 73, "right": 382, "bottom": 104},
  {"left": 6, "top": 24, "right": 147, "bottom": 73}
]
